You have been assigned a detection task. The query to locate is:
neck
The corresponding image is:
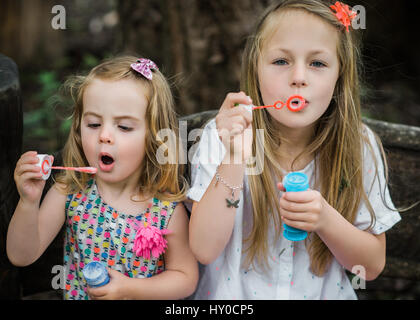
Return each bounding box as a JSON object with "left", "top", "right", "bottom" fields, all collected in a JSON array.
[
  {"left": 95, "top": 171, "right": 144, "bottom": 203},
  {"left": 276, "top": 123, "right": 316, "bottom": 172}
]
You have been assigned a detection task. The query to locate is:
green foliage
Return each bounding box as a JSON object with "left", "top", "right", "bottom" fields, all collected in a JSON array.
[
  {"left": 23, "top": 70, "right": 72, "bottom": 153},
  {"left": 23, "top": 53, "right": 112, "bottom": 152}
]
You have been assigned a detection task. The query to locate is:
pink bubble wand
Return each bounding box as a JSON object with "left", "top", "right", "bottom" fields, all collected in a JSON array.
[{"left": 50, "top": 166, "right": 97, "bottom": 174}]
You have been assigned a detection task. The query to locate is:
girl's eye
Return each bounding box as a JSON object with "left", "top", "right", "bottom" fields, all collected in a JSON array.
[
  {"left": 118, "top": 125, "right": 132, "bottom": 132},
  {"left": 274, "top": 59, "right": 288, "bottom": 66},
  {"left": 310, "top": 61, "right": 326, "bottom": 68},
  {"left": 87, "top": 123, "right": 100, "bottom": 128}
]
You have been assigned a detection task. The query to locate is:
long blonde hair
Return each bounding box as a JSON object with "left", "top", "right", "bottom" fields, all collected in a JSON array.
[
  {"left": 56, "top": 55, "right": 187, "bottom": 202},
  {"left": 241, "top": 0, "right": 382, "bottom": 275}
]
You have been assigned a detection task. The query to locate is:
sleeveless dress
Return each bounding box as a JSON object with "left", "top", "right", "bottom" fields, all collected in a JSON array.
[{"left": 63, "top": 179, "right": 177, "bottom": 300}]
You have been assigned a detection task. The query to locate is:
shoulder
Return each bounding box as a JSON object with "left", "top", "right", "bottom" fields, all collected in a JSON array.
[
  {"left": 166, "top": 202, "right": 189, "bottom": 231},
  {"left": 361, "top": 123, "right": 383, "bottom": 163}
]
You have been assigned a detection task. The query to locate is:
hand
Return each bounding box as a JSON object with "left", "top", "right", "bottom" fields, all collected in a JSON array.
[
  {"left": 215, "top": 91, "right": 253, "bottom": 162},
  {"left": 277, "top": 182, "right": 329, "bottom": 233},
  {"left": 87, "top": 268, "right": 130, "bottom": 300},
  {"left": 14, "top": 151, "right": 53, "bottom": 204}
]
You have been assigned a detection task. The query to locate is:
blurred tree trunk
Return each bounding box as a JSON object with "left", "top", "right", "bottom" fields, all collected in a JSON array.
[
  {"left": 0, "top": 0, "right": 64, "bottom": 67},
  {"left": 0, "top": 54, "right": 23, "bottom": 299},
  {"left": 116, "top": 0, "right": 275, "bottom": 115}
]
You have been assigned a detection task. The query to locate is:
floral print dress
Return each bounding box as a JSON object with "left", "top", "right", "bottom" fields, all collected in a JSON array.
[{"left": 63, "top": 179, "right": 177, "bottom": 300}]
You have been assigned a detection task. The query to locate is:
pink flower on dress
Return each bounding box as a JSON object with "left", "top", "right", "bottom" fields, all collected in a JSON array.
[
  {"left": 330, "top": 1, "right": 357, "bottom": 32},
  {"left": 128, "top": 219, "right": 171, "bottom": 260}
]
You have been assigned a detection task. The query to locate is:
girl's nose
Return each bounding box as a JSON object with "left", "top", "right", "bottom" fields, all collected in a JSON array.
[
  {"left": 291, "top": 78, "right": 307, "bottom": 88},
  {"left": 290, "top": 64, "right": 307, "bottom": 88},
  {"left": 99, "top": 127, "right": 113, "bottom": 144}
]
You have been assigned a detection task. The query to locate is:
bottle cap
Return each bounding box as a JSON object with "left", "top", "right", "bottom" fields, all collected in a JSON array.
[
  {"left": 82, "top": 261, "right": 110, "bottom": 288},
  {"left": 36, "top": 154, "right": 52, "bottom": 180},
  {"left": 283, "top": 172, "right": 309, "bottom": 192}
]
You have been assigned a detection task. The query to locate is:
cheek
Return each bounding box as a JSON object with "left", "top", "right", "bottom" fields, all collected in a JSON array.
[
  {"left": 121, "top": 131, "right": 147, "bottom": 162},
  {"left": 259, "top": 73, "right": 284, "bottom": 105},
  {"left": 80, "top": 128, "right": 97, "bottom": 161},
  {"left": 314, "top": 77, "right": 337, "bottom": 110}
]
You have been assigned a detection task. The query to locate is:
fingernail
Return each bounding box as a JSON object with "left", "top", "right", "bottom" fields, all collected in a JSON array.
[{"left": 247, "top": 96, "right": 252, "bottom": 103}]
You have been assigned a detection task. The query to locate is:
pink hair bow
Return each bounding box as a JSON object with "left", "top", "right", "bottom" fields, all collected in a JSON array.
[{"left": 131, "top": 58, "right": 159, "bottom": 80}]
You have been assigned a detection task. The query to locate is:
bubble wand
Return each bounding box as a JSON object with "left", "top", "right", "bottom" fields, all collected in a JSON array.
[
  {"left": 239, "top": 95, "right": 307, "bottom": 113},
  {"left": 36, "top": 154, "right": 97, "bottom": 180},
  {"left": 50, "top": 166, "right": 97, "bottom": 174}
]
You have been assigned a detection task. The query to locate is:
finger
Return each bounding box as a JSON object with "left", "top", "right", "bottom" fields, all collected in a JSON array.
[
  {"left": 220, "top": 92, "right": 252, "bottom": 112},
  {"left": 282, "top": 217, "right": 311, "bottom": 231},
  {"left": 280, "top": 196, "right": 311, "bottom": 212},
  {"left": 280, "top": 209, "right": 313, "bottom": 222},
  {"left": 21, "top": 150, "right": 38, "bottom": 158},
  {"left": 17, "top": 153, "right": 39, "bottom": 167},
  {"left": 277, "top": 182, "right": 286, "bottom": 192},
  {"left": 232, "top": 122, "right": 244, "bottom": 130},
  {"left": 20, "top": 171, "right": 44, "bottom": 181},
  {"left": 225, "top": 106, "right": 253, "bottom": 126},
  {"left": 283, "top": 190, "right": 316, "bottom": 203},
  {"left": 15, "top": 164, "right": 41, "bottom": 177},
  {"left": 231, "top": 125, "right": 244, "bottom": 136},
  {"left": 230, "top": 115, "right": 247, "bottom": 130},
  {"left": 87, "top": 286, "right": 107, "bottom": 299},
  {"left": 217, "top": 115, "right": 247, "bottom": 137}
]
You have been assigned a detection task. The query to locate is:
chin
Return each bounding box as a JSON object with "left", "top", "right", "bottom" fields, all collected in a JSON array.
[{"left": 272, "top": 115, "right": 315, "bottom": 129}]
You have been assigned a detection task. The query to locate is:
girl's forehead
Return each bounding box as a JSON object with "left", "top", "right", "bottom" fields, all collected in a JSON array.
[
  {"left": 261, "top": 9, "right": 339, "bottom": 54},
  {"left": 82, "top": 77, "right": 148, "bottom": 116}
]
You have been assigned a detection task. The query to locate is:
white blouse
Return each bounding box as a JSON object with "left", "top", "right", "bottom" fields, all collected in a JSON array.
[{"left": 186, "top": 118, "right": 401, "bottom": 300}]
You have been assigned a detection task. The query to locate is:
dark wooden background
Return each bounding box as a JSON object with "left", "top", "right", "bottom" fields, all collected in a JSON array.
[{"left": 1, "top": 0, "right": 419, "bottom": 299}]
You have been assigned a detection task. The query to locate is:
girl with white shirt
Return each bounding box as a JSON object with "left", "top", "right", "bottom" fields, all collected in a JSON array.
[{"left": 187, "top": 0, "right": 401, "bottom": 300}]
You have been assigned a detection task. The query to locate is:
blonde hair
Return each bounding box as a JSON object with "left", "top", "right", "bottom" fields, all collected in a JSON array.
[
  {"left": 56, "top": 55, "right": 187, "bottom": 202},
  {"left": 241, "top": 0, "right": 384, "bottom": 275}
]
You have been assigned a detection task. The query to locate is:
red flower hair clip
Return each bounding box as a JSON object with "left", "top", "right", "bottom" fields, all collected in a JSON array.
[{"left": 330, "top": 1, "right": 357, "bottom": 32}]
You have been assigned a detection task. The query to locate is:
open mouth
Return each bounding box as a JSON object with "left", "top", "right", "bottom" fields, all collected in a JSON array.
[
  {"left": 99, "top": 153, "right": 115, "bottom": 171},
  {"left": 101, "top": 155, "right": 114, "bottom": 165}
]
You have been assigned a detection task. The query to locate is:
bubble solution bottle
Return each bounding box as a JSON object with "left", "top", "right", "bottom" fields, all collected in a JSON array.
[
  {"left": 82, "top": 261, "right": 110, "bottom": 287},
  {"left": 282, "top": 172, "right": 309, "bottom": 241}
]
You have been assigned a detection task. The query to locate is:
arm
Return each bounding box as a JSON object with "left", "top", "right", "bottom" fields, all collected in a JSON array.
[
  {"left": 7, "top": 151, "right": 66, "bottom": 266},
  {"left": 317, "top": 203, "right": 386, "bottom": 281},
  {"left": 189, "top": 92, "right": 253, "bottom": 265},
  {"left": 88, "top": 203, "right": 199, "bottom": 300},
  {"left": 189, "top": 160, "right": 246, "bottom": 264},
  {"left": 278, "top": 187, "right": 386, "bottom": 280}
]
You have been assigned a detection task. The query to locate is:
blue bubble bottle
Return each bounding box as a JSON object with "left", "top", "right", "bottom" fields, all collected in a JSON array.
[
  {"left": 82, "top": 261, "right": 110, "bottom": 287},
  {"left": 282, "top": 172, "right": 309, "bottom": 241}
]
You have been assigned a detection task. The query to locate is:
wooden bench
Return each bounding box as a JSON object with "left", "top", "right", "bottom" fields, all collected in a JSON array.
[{"left": 1, "top": 55, "right": 419, "bottom": 299}]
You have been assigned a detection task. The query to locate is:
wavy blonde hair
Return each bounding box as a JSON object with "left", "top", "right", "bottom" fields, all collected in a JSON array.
[
  {"left": 56, "top": 55, "right": 187, "bottom": 202},
  {"left": 241, "top": 0, "right": 385, "bottom": 275}
]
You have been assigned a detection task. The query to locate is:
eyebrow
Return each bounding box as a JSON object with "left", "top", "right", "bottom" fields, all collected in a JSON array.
[
  {"left": 83, "top": 111, "right": 140, "bottom": 121},
  {"left": 277, "top": 48, "right": 330, "bottom": 55}
]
